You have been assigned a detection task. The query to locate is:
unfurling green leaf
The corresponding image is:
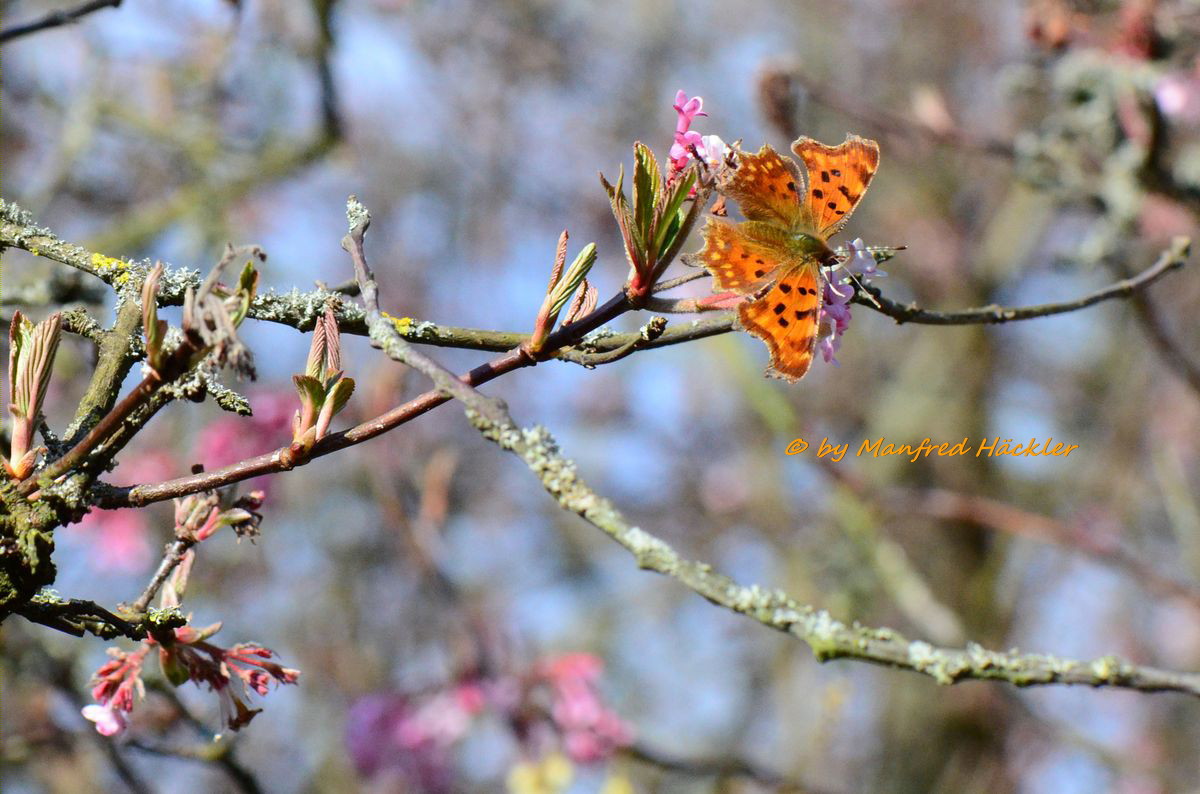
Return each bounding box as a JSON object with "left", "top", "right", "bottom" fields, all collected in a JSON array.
[
  {"left": 142, "top": 262, "right": 168, "bottom": 372},
  {"left": 305, "top": 307, "right": 342, "bottom": 385},
  {"left": 546, "top": 230, "right": 569, "bottom": 293},
  {"left": 546, "top": 243, "right": 597, "bottom": 318},
  {"left": 313, "top": 377, "right": 355, "bottom": 440},
  {"left": 6, "top": 311, "right": 62, "bottom": 479},
  {"left": 561, "top": 279, "right": 598, "bottom": 326},
  {"left": 292, "top": 374, "right": 325, "bottom": 443},
  {"left": 653, "top": 168, "right": 697, "bottom": 254},
  {"left": 601, "top": 166, "right": 643, "bottom": 277},
  {"left": 633, "top": 142, "right": 662, "bottom": 249},
  {"left": 227, "top": 262, "right": 260, "bottom": 327},
  {"left": 325, "top": 376, "right": 355, "bottom": 419}
]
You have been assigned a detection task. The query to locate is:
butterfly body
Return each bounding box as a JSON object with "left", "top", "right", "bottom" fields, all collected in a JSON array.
[{"left": 698, "top": 135, "right": 880, "bottom": 381}]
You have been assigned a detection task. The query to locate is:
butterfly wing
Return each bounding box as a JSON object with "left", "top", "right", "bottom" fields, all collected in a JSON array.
[
  {"left": 697, "top": 218, "right": 788, "bottom": 294},
  {"left": 718, "top": 144, "right": 807, "bottom": 229},
  {"left": 791, "top": 135, "right": 880, "bottom": 238},
  {"left": 737, "top": 260, "right": 823, "bottom": 382}
]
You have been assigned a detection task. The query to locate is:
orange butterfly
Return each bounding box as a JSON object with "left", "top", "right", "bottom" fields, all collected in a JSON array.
[{"left": 697, "top": 135, "right": 880, "bottom": 381}]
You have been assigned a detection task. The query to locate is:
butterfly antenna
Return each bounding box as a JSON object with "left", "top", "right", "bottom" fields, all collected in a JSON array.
[{"left": 827, "top": 259, "right": 881, "bottom": 309}]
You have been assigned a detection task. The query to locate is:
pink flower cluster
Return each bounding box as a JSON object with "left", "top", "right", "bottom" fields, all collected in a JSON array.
[
  {"left": 819, "top": 239, "right": 883, "bottom": 365},
  {"left": 536, "top": 652, "right": 633, "bottom": 763},
  {"left": 346, "top": 682, "right": 490, "bottom": 791},
  {"left": 162, "top": 633, "right": 300, "bottom": 732},
  {"left": 346, "top": 653, "right": 634, "bottom": 788},
  {"left": 82, "top": 646, "right": 150, "bottom": 736},
  {"left": 669, "top": 90, "right": 727, "bottom": 173},
  {"left": 82, "top": 625, "right": 299, "bottom": 736}
]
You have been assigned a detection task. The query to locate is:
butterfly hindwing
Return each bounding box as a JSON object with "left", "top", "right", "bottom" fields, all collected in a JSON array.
[
  {"left": 718, "top": 144, "right": 807, "bottom": 229},
  {"left": 737, "top": 261, "right": 823, "bottom": 382},
  {"left": 791, "top": 134, "right": 880, "bottom": 238},
  {"left": 698, "top": 218, "right": 786, "bottom": 294}
]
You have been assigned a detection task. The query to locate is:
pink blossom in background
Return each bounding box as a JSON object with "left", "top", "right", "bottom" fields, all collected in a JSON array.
[
  {"left": 345, "top": 658, "right": 632, "bottom": 787},
  {"left": 1156, "top": 67, "right": 1200, "bottom": 127},
  {"left": 537, "top": 653, "right": 633, "bottom": 763},
  {"left": 196, "top": 391, "right": 293, "bottom": 493},
  {"left": 108, "top": 450, "right": 175, "bottom": 487},
  {"left": 72, "top": 510, "right": 153, "bottom": 574},
  {"left": 69, "top": 449, "right": 176, "bottom": 573},
  {"left": 345, "top": 693, "right": 459, "bottom": 791}
]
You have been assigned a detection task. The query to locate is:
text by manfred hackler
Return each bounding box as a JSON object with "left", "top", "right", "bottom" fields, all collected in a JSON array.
[{"left": 784, "top": 437, "right": 1080, "bottom": 463}]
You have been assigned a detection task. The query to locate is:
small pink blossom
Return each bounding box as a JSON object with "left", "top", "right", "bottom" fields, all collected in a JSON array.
[
  {"left": 83, "top": 645, "right": 149, "bottom": 735},
  {"left": 673, "top": 90, "right": 706, "bottom": 132},
  {"left": 669, "top": 91, "right": 717, "bottom": 172},
  {"left": 818, "top": 277, "right": 854, "bottom": 366},
  {"left": 87, "top": 623, "right": 299, "bottom": 736},
  {"left": 82, "top": 703, "right": 127, "bottom": 736},
  {"left": 844, "top": 238, "right": 884, "bottom": 278},
  {"left": 699, "top": 134, "right": 728, "bottom": 167}
]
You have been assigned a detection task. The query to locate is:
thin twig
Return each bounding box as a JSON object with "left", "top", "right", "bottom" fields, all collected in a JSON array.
[
  {"left": 624, "top": 744, "right": 827, "bottom": 793},
  {"left": 131, "top": 538, "right": 194, "bottom": 614},
  {"left": 0, "top": 0, "right": 121, "bottom": 45},
  {"left": 342, "top": 197, "right": 510, "bottom": 425},
  {"left": 860, "top": 237, "right": 1191, "bottom": 325},
  {"left": 562, "top": 316, "right": 668, "bottom": 367},
  {"left": 21, "top": 340, "right": 193, "bottom": 496},
  {"left": 651, "top": 269, "right": 709, "bottom": 293},
  {"left": 1129, "top": 289, "right": 1200, "bottom": 397}
]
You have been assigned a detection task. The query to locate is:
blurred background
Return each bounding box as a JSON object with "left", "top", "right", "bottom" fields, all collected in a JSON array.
[{"left": 4, "top": 0, "right": 1200, "bottom": 791}]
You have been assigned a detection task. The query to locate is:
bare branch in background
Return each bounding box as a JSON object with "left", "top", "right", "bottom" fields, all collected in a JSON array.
[{"left": 0, "top": 0, "right": 122, "bottom": 45}]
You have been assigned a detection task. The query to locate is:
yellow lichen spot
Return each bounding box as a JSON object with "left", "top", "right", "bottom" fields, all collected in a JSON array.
[
  {"left": 90, "top": 253, "right": 129, "bottom": 273},
  {"left": 89, "top": 253, "right": 135, "bottom": 286},
  {"left": 381, "top": 311, "right": 414, "bottom": 335}
]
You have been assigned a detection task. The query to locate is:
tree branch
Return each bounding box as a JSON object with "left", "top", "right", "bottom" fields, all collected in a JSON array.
[
  {"left": 4, "top": 202, "right": 1190, "bottom": 364},
  {"left": 0, "top": 0, "right": 121, "bottom": 45},
  {"left": 17, "top": 594, "right": 142, "bottom": 641},
  {"left": 466, "top": 413, "right": 1200, "bottom": 699},
  {"left": 859, "top": 237, "right": 1191, "bottom": 325}
]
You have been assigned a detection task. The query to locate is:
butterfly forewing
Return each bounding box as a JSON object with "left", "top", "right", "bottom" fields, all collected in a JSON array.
[
  {"left": 698, "top": 218, "right": 786, "bottom": 294},
  {"left": 736, "top": 261, "right": 823, "bottom": 382},
  {"left": 791, "top": 135, "right": 879, "bottom": 239},
  {"left": 718, "top": 144, "right": 807, "bottom": 230}
]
